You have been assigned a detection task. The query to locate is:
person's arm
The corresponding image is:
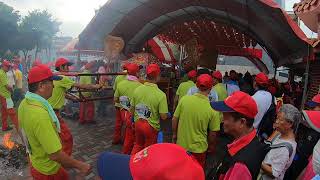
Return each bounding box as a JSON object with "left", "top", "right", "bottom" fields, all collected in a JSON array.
[
  {"left": 208, "top": 131, "right": 218, "bottom": 154},
  {"left": 49, "top": 150, "right": 91, "bottom": 175},
  {"left": 35, "top": 114, "right": 91, "bottom": 175},
  {"left": 172, "top": 116, "right": 179, "bottom": 143},
  {"left": 172, "top": 101, "right": 182, "bottom": 143},
  {"left": 159, "top": 94, "right": 169, "bottom": 120},
  {"left": 261, "top": 147, "right": 290, "bottom": 178},
  {"left": 174, "top": 85, "right": 182, "bottom": 110},
  {"left": 208, "top": 111, "right": 221, "bottom": 154},
  {"left": 73, "top": 83, "right": 101, "bottom": 90},
  {"left": 114, "top": 88, "right": 120, "bottom": 104},
  {"left": 261, "top": 163, "right": 274, "bottom": 177},
  {"left": 173, "top": 95, "right": 179, "bottom": 111},
  {"left": 160, "top": 113, "right": 168, "bottom": 120}
]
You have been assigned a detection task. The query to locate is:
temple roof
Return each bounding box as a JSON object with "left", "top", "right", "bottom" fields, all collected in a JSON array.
[
  {"left": 294, "top": 0, "right": 320, "bottom": 32},
  {"left": 78, "top": 0, "right": 311, "bottom": 67}
]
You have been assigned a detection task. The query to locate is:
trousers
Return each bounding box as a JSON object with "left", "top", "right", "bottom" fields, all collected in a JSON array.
[
  {"left": 112, "top": 107, "right": 124, "bottom": 143},
  {"left": 121, "top": 109, "right": 134, "bottom": 154},
  {"left": 54, "top": 111, "right": 73, "bottom": 156},
  {"left": 131, "top": 119, "right": 158, "bottom": 155},
  {"left": 31, "top": 166, "right": 69, "bottom": 180},
  {"left": 0, "top": 96, "right": 18, "bottom": 131},
  {"left": 79, "top": 101, "right": 95, "bottom": 123}
]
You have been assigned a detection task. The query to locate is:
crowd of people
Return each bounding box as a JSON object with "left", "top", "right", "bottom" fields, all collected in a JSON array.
[
  {"left": 0, "top": 55, "right": 320, "bottom": 180},
  {"left": 105, "top": 62, "right": 320, "bottom": 180}
]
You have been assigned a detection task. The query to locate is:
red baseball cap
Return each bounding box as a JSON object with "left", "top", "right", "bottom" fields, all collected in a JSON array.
[
  {"left": 2, "top": 60, "right": 12, "bottom": 67},
  {"left": 212, "top": 71, "right": 222, "bottom": 80},
  {"left": 32, "top": 59, "right": 42, "bottom": 67},
  {"left": 255, "top": 72, "right": 269, "bottom": 86},
  {"left": 211, "top": 91, "right": 258, "bottom": 119},
  {"left": 97, "top": 143, "right": 205, "bottom": 180},
  {"left": 55, "top": 57, "right": 73, "bottom": 68},
  {"left": 28, "top": 65, "right": 62, "bottom": 84},
  {"left": 196, "top": 74, "right": 213, "bottom": 90},
  {"left": 302, "top": 110, "right": 320, "bottom": 133},
  {"left": 122, "top": 62, "right": 130, "bottom": 70},
  {"left": 126, "top": 63, "right": 140, "bottom": 75},
  {"left": 146, "top": 64, "right": 160, "bottom": 77},
  {"left": 187, "top": 70, "right": 197, "bottom": 78},
  {"left": 306, "top": 94, "right": 320, "bottom": 108}
]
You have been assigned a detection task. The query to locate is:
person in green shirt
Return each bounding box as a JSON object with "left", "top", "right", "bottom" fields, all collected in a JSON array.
[
  {"left": 48, "top": 58, "right": 101, "bottom": 156},
  {"left": 172, "top": 74, "right": 220, "bottom": 168},
  {"left": 79, "top": 62, "right": 100, "bottom": 124},
  {"left": 212, "top": 71, "right": 228, "bottom": 123},
  {"left": 0, "top": 60, "right": 18, "bottom": 132},
  {"left": 112, "top": 63, "right": 128, "bottom": 144},
  {"left": 114, "top": 63, "right": 141, "bottom": 154},
  {"left": 173, "top": 70, "right": 197, "bottom": 110},
  {"left": 130, "top": 64, "right": 169, "bottom": 155},
  {"left": 212, "top": 71, "right": 228, "bottom": 101},
  {"left": 19, "top": 65, "right": 91, "bottom": 179}
]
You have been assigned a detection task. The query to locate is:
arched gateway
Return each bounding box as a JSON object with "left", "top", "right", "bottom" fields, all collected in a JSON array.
[{"left": 77, "top": 0, "right": 312, "bottom": 72}]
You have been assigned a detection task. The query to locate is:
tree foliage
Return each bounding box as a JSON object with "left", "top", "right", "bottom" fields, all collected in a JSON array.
[
  {"left": 0, "top": 2, "right": 20, "bottom": 56},
  {"left": 20, "top": 10, "right": 61, "bottom": 50},
  {"left": 0, "top": 2, "right": 61, "bottom": 59}
]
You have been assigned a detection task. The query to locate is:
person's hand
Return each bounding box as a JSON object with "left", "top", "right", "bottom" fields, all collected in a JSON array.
[
  {"left": 92, "top": 84, "right": 102, "bottom": 90},
  {"left": 77, "top": 162, "right": 92, "bottom": 176}
]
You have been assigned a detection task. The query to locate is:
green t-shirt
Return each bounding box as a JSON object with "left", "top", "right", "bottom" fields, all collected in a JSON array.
[
  {"left": 131, "top": 82, "right": 168, "bottom": 130},
  {"left": 0, "top": 69, "right": 10, "bottom": 98},
  {"left": 174, "top": 93, "right": 220, "bottom": 153},
  {"left": 79, "top": 70, "right": 92, "bottom": 97},
  {"left": 176, "top": 80, "right": 195, "bottom": 101},
  {"left": 213, "top": 83, "right": 228, "bottom": 101},
  {"left": 113, "top": 75, "right": 127, "bottom": 107},
  {"left": 48, "top": 75, "right": 75, "bottom": 110},
  {"left": 18, "top": 98, "right": 62, "bottom": 175},
  {"left": 113, "top": 75, "right": 127, "bottom": 90},
  {"left": 114, "top": 79, "right": 141, "bottom": 110}
]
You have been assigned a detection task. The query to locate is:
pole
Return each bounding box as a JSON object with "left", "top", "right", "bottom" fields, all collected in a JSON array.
[{"left": 301, "top": 45, "right": 311, "bottom": 110}]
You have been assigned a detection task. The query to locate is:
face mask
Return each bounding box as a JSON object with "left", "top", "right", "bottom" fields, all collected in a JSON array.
[{"left": 313, "top": 140, "right": 320, "bottom": 174}]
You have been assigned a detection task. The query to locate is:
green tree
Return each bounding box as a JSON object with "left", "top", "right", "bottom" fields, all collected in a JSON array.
[
  {"left": 19, "top": 10, "right": 60, "bottom": 59},
  {"left": 0, "top": 2, "right": 20, "bottom": 57}
]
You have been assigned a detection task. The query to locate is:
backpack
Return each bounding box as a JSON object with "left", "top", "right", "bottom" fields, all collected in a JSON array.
[
  {"left": 257, "top": 95, "right": 277, "bottom": 141},
  {"left": 265, "top": 134, "right": 294, "bottom": 157},
  {"left": 257, "top": 134, "right": 294, "bottom": 180}
]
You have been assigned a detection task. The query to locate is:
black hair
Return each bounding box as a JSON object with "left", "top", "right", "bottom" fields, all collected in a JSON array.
[
  {"left": 146, "top": 74, "right": 157, "bottom": 81},
  {"left": 28, "top": 82, "right": 41, "bottom": 93},
  {"left": 257, "top": 84, "right": 268, "bottom": 91},
  {"left": 230, "top": 70, "right": 236, "bottom": 74},
  {"left": 55, "top": 64, "right": 68, "bottom": 71},
  {"left": 28, "top": 79, "right": 52, "bottom": 93},
  {"left": 230, "top": 112, "right": 254, "bottom": 128},
  {"left": 197, "top": 68, "right": 211, "bottom": 76}
]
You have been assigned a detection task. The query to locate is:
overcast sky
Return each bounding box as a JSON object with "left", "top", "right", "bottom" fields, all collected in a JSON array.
[
  {"left": 1, "top": 0, "right": 316, "bottom": 38},
  {"left": 2, "top": 0, "right": 107, "bottom": 37}
]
